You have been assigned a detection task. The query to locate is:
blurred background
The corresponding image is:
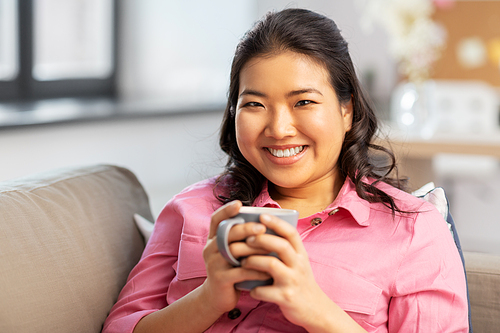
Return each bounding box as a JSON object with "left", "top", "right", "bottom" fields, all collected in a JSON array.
[{"left": 0, "top": 0, "right": 499, "bottom": 253}]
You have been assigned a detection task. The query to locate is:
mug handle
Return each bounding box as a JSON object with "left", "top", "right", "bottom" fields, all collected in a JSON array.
[{"left": 216, "top": 217, "right": 246, "bottom": 266}]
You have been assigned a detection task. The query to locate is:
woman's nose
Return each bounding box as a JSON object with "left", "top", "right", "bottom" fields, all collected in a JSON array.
[{"left": 264, "top": 107, "right": 296, "bottom": 139}]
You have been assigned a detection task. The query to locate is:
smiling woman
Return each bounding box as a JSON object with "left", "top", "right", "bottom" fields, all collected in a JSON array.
[{"left": 103, "top": 8, "right": 469, "bottom": 333}]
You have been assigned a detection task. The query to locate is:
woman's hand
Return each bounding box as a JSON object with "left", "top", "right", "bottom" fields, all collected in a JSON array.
[
  {"left": 241, "top": 214, "right": 367, "bottom": 333},
  {"left": 238, "top": 213, "right": 324, "bottom": 326},
  {"left": 200, "top": 201, "right": 270, "bottom": 314}
]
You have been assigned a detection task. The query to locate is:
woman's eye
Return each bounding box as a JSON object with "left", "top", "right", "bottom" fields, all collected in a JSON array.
[
  {"left": 244, "top": 102, "right": 264, "bottom": 107},
  {"left": 296, "top": 100, "right": 314, "bottom": 107}
]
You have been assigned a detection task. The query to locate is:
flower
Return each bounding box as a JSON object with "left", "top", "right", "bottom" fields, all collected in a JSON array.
[{"left": 359, "top": 0, "right": 447, "bottom": 83}]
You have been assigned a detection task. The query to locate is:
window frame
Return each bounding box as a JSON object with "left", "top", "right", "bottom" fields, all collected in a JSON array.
[{"left": 0, "top": 0, "right": 118, "bottom": 102}]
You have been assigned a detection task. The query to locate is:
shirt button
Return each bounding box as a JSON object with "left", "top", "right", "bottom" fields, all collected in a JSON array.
[
  {"left": 328, "top": 208, "right": 339, "bottom": 216},
  {"left": 228, "top": 308, "right": 241, "bottom": 320},
  {"left": 310, "top": 217, "right": 322, "bottom": 226}
]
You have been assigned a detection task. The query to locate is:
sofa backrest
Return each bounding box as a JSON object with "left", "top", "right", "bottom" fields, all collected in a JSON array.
[
  {"left": 0, "top": 164, "right": 153, "bottom": 333},
  {"left": 464, "top": 251, "right": 500, "bottom": 332}
]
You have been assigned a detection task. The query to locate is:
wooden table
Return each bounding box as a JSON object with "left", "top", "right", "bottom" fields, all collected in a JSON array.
[{"left": 375, "top": 123, "right": 500, "bottom": 191}]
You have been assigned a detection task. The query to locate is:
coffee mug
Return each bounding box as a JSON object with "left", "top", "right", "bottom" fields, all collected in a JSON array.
[{"left": 216, "top": 206, "right": 299, "bottom": 290}]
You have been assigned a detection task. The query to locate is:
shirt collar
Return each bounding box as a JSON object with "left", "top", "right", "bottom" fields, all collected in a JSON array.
[
  {"left": 252, "top": 178, "right": 371, "bottom": 226},
  {"left": 253, "top": 181, "right": 281, "bottom": 208}
]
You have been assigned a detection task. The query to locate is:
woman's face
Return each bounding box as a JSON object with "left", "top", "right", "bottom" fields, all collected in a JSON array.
[{"left": 235, "top": 51, "right": 353, "bottom": 191}]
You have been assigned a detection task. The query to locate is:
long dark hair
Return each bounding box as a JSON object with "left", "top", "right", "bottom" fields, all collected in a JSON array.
[{"left": 216, "top": 8, "right": 407, "bottom": 213}]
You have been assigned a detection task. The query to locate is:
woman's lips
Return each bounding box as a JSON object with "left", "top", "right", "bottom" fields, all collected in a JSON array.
[
  {"left": 264, "top": 145, "right": 307, "bottom": 165},
  {"left": 266, "top": 146, "right": 304, "bottom": 158}
]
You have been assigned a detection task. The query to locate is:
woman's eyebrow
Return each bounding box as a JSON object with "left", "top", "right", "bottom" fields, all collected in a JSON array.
[
  {"left": 239, "top": 88, "right": 323, "bottom": 99},
  {"left": 286, "top": 88, "right": 323, "bottom": 97},
  {"left": 239, "top": 89, "right": 266, "bottom": 98}
]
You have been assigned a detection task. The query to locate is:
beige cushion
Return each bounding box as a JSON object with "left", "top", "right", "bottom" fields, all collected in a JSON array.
[
  {"left": 0, "top": 165, "right": 153, "bottom": 333},
  {"left": 464, "top": 251, "right": 500, "bottom": 332}
]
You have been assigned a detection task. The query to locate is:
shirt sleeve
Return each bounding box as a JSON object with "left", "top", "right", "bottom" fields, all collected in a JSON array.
[
  {"left": 388, "top": 202, "right": 469, "bottom": 332},
  {"left": 102, "top": 199, "right": 184, "bottom": 333}
]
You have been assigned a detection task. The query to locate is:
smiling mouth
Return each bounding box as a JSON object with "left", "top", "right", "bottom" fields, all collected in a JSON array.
[{"left": 267, "top": 146, "right": 304, "bottom": 158}]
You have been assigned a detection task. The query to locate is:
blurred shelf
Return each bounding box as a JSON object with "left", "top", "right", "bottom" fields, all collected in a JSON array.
[
  {"left": 377, "top": 122, "right": 500, "bottom": 159},
  {"left": 376, "top": 122, "right": 500, "bottom": 190},
  {"left": 0, "top": 97, "right": 225, "bottom": 129}
]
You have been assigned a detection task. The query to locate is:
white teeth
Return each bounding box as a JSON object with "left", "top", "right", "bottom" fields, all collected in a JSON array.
[{"left": 268, "top": 146, "right": 304, "bottom": 158}]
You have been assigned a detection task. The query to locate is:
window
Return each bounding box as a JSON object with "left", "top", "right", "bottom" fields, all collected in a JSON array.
[
  {"left": 0, "top": 0, "right": 18, "bottom": 81},
  {"left": 0, "top": 0, "right": 117, "bottom": 101}
]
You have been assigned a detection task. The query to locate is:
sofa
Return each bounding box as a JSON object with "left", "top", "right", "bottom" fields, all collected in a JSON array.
[{"left": 0, "top": 164, "right": 499, "bottom": 332}]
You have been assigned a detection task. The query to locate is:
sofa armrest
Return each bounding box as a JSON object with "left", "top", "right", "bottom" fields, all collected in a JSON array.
[
  {"left": 0, "top": 164, "right": 153, "bottom": 333},
  {"left": 464, "top": 251, "right": 500, "bottom": 332}
]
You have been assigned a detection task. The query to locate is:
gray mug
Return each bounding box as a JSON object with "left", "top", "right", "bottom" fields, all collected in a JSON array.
[{"left": 216, "top": 206, "right": 299, "bottom": 290}]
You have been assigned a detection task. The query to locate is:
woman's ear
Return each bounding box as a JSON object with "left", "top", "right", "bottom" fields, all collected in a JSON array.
[{"left": 341, "top": 98, "right": 353, "bottom": 132}]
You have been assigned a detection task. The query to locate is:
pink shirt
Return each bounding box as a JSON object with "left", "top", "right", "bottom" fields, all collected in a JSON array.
[{"left": 103, "top": 177, "right": 469, "bottom": 332}]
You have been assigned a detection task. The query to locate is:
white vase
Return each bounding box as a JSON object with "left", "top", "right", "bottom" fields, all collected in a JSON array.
[{"left": 391, "top": 81, "right": 437, "bottom": 139}]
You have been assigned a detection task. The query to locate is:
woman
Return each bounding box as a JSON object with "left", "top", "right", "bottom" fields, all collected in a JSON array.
[{"left": 103, "top": 8, "right": 468, "bottom": 332}]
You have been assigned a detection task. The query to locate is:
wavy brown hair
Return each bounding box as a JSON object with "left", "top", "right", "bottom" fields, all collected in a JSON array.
[{"left": 215, "top": 8, "right": 407, "bottom": 213}]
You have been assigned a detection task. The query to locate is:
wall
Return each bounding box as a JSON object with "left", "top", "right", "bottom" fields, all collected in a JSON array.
[
  {"left": 117, "top": 0, "right": 257, "bottom": 104},
  {"left": 118, "top": 0, "right": 398, "bottom": 111}
]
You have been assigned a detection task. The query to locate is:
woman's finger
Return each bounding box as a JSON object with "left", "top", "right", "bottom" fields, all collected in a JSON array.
[
  {"left": 259, "top": 214, "right": 306, "bottom": 254},
  {"left": 241, "top": 252, "right": 288, "bottom": 277},
  {"left": 209, "top": 200, "right": 242, "bottom": 238},
  {"left": 227, "top": 222, "right": 266, "bottom": 243},
  {"left": 232, "top": 267, "right": 273, "bottom": 284},
  {"left": 245, "top": 233, "right": 298, "bottom": 266},
  {"left": 228, "top": 239, "right": 270, "bottom": 259}
]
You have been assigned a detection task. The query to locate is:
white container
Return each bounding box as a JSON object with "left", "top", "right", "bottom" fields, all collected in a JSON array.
[{"left": 391, "top": 80, "right": 500, "bottom": 137}]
